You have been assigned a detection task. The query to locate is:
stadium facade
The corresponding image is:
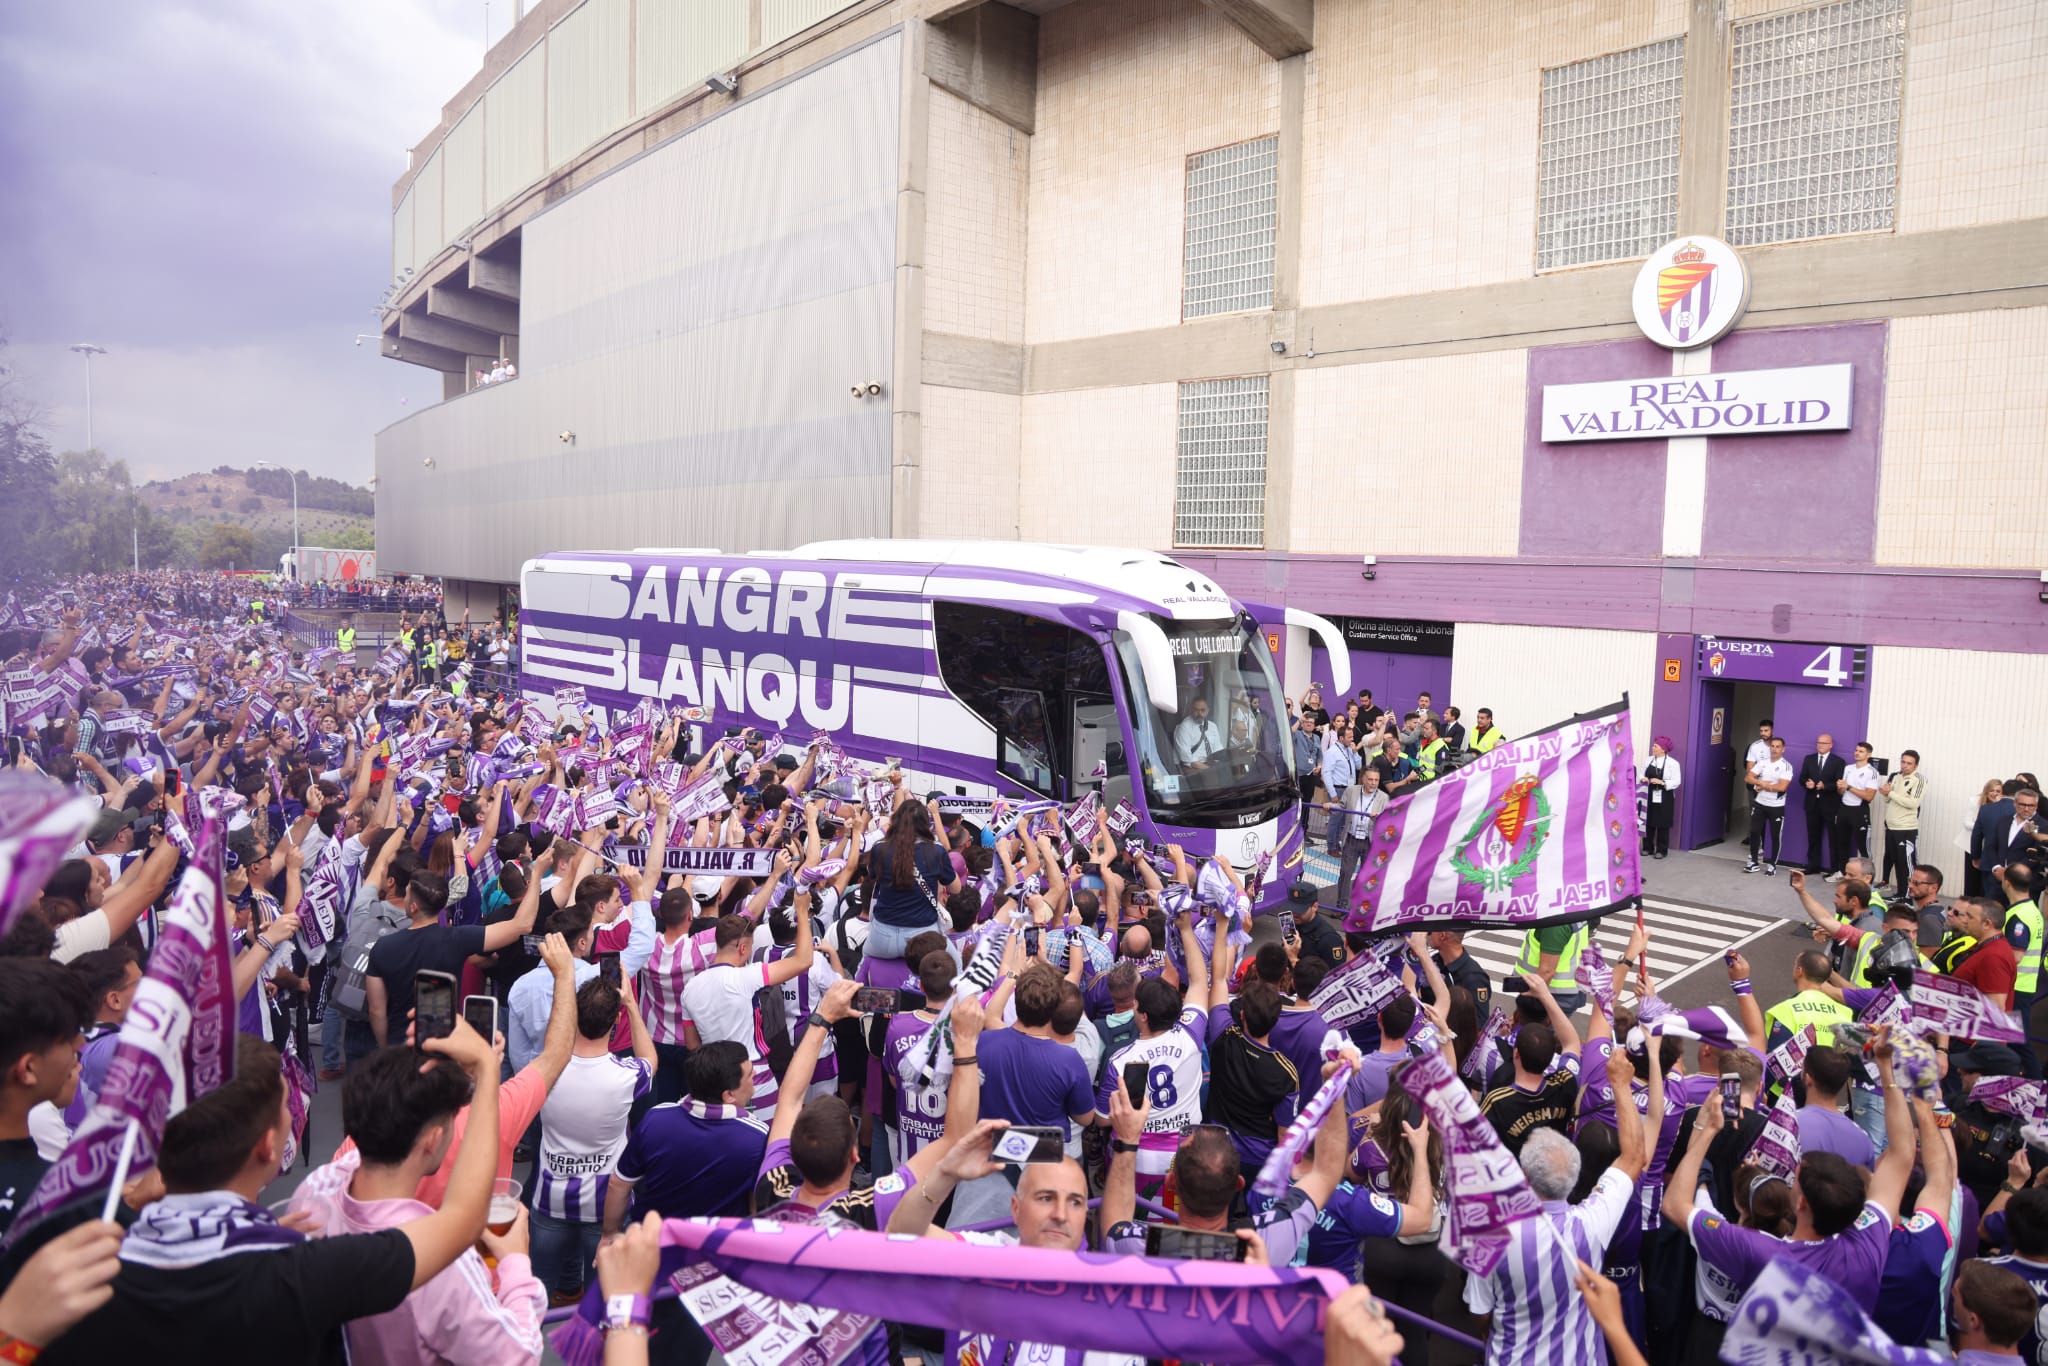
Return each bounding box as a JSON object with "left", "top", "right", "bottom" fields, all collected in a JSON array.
[{"left": 373, "top": 0, "right": 2048, "bottom": 873}]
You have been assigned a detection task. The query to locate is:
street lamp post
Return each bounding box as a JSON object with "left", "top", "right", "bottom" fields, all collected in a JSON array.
[
  {"left": 68, "top": 343, "right": 106, "bottom": 450},
  {"left": 256, "top": 462, "right": 299, "bottom": 582}
]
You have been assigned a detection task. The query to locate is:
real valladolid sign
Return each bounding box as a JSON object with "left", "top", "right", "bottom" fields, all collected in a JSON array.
[{"left": 1540, "top": 236, "right": 1855, "bottom": 445}]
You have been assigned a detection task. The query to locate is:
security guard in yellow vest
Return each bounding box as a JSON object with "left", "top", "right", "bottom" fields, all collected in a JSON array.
[
  {"left": 397, "top": 620, "right": 416, "bottom": 655},
  {"left": 1788, "top": 871, "right": 1877, "bottom": 983},
  {"left": 1416, "top": 719, "right": 1449, "bottom": 781},
  {"left": 1469, "top": 708, "right": 1505, "bottom": 755},
  {"left": 421, "top": 635, "right": 440, "bottom": 683},
  {"left": 336, "top": 621, "right": 357, "bottom": 654},
  {"left": 1764, "top": 950, "right": 1855, "bottom": 1046},
  {"left": 1513, "top": 922, "right": 1589, "bottom": 1007},
  {"left": 2001, "top": 863, "right": 2044, "bottom": 1003},
  {"left": 1842, "top": 903, "right": 1935, "bottom": 988}
]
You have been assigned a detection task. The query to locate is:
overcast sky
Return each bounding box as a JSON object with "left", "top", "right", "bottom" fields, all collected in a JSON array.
[{"left": 0, "top": 0, "right": 508, "bottom": 485}]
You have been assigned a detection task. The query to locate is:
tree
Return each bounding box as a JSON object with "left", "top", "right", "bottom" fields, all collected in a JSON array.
[
  {"left": 0, "top": 336, "right": 60, "bottom": 579},
  {"left": 197, "top": 523, "right": 258, "bottom": 570},
  {"left": 330, "top": 524, "right": 374, "bottom": 550}
]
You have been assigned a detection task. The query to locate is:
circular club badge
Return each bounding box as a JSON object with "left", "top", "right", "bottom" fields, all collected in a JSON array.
[{"left": 1631, "top": 236, "right": 1749, "bottom": 350}]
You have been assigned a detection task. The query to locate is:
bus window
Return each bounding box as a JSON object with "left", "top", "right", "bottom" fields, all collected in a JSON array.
[
  {"left": 934, "top": 602, "right": 1111, "bottom": 798},
  {"left": 1112, "top": 614, "right": 1294, "bottom": 823}
]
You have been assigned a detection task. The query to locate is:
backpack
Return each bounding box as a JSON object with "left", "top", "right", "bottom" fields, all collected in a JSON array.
[
  {"left": 752, "top": 946, "right": 807, "bottom": 1082},
  {"left": 1096, "top": 1011, "right": 1140, "bottom": 1085},
  {"left": 327, "top": 900, "right": 409, "bottom": 1020}
]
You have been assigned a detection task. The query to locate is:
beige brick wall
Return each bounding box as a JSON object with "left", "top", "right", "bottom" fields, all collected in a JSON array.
[
  {"left": 921, "top": 385, "right": 1023, "bottom": 539},
  {"left": 1290, "top": 351, "right": 1528, "bottom": 556},
  {"left": 1300, "top": 0, "right": 1685, "bottom": 307},
  {"left": 926, "top": 88, "right": 1030, "bottom": 344},
  {"left": 1024, "top": 0, "right": 1281, "bottom": 344},
  {"left": 1018, "top": 384, "right": 1178, "bottom": 545},
  {"left": 1876, "top": 308, "right": 2048, "bottom": 569},
  {"left": 1897, "top": 0, "right": 2048, "bottom": 232}
]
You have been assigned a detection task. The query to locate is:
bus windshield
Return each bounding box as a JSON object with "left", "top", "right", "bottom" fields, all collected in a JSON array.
[{"left": 1114, "top": 616, "right": 1294, "bottom": 822}]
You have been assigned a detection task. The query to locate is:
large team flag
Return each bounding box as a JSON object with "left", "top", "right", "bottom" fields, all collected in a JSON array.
[
  {"left": 1346, "top": 698, "right": 1641, "bottom": 934},
  {"left": 3, "top": 797, "right": 238, "bottom": 1251}
]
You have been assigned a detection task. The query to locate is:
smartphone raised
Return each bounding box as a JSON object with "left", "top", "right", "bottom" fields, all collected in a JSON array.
[
  {"left": 599, "top": 951, "right": 622, "bottom": 989},
  {"left": 414, "top": 970, "right": 458, "bottom": 1052},
  {"left": 1123, "top": 1060, "right": 1150, "bottom": 1108},
  {"left": 852, "top": 986, "right": 902, "bottom": 1016},
  {"left": 1718, "top": 1072, "right": 1742, "bottom": 1121},
  {"left": 463, "top": 994, "right": 500, "bottom": 1044},
  {"left": 991, "top": 1126, "right": 1065, "bottom": 1165},
  {"left": 520, "top": 933, "right": 546, "bottom": 956},
  {"left": 1143, "top": 1224, "right": 1247, "bottom": 1262}
]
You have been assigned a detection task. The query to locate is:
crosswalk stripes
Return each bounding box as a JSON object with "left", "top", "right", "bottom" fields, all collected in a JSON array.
[{"left": 1298, "top": 850, "right": 1788, "bottom": 995}]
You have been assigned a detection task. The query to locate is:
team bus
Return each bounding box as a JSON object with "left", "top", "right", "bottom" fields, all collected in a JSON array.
[{"left": 517, "top": 541, "right": 1349, "bottom": 912}]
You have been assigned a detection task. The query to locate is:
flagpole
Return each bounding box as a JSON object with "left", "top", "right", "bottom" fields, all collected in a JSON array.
[{"left": 101, "top": 1119, "right": 140, "bottom": 1223}]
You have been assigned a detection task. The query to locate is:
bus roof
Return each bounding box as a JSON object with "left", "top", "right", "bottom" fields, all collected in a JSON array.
[{"left": 530, "top": 539, "right": 1241, "bottom": 623}]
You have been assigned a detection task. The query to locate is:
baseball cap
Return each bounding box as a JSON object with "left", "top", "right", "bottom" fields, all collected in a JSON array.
[
  {"left": 88, "top": 807, "right": 145, "bottom": 847},
  {"left": 1952, "top": 1042, "right": 2024, "bottom": 1077}
]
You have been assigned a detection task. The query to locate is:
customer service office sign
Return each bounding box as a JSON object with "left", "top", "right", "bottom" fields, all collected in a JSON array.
[{"left": 1540, "top": 236, "right": 1854, "bottom": 444}]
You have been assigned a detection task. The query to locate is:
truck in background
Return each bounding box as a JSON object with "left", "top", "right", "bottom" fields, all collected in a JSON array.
[{"left": 277, "top": 547, "right": 376, "bottom": 584}]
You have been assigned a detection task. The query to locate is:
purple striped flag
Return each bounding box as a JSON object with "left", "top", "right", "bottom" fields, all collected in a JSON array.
[
  {"left": 4, "top": 802, "right": 237, "bottom": 1250},
  {"left": 1402, "top": 1050, "right": 1543, "bottom": 1276},
  {"left": 1347, "top": 699, "right": 1640, "bottom": 934}
]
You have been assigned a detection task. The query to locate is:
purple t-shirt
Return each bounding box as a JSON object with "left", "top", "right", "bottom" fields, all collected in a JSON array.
[
  {"left": 1345, "top": 1050, "right": 1406, "bottom": 1112},
  {"left": 1874, "top": 1209, "right": 1952, "bottom": 1347},
  {"left": 1082, "top": 952, "right": 1166, "bottom": 1017},
  {"left": 616, "top": 1099, "right": 767, "bottom": 1221},
  {"left": 977, "top": 1028, "right": 1096, "bottom": 1139},
  {"left": 1797, "top": 1104, "right": 1876, "bottom": 1168},
  {"left": 1688, "top": 1200, "right": 1892, "bottom": 1313},
  {"left": 1268, "top": 1007, "right": 1340, "bottom": 1105}
]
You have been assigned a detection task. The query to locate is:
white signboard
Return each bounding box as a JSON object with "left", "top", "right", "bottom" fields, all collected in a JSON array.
[{"left": 1541, "top": 364, "right": 1852, "bottom": 444}]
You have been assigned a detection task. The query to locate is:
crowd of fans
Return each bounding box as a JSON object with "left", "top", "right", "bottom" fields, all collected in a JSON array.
[{"left": 0, "top": 571, "right": 2038, "bottom": 1366}]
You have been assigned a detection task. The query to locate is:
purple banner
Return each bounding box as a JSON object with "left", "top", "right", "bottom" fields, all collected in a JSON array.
[
  {"left": 1973, "top": 1077, "right": 2048, "bottom": 1125},
  {"left": 551, "top": 1217, "right": 1346, "bottom": 1366},
  {"left": 1308, "top": 948, "right": 1410, "bottom": 1032},
  {"left": 1346, "top": 700, "right": 1640, "bottom": 933},
  {"left": 5, "top": 805, "right": 236, "bottom": 1249},
  {"left": 1749, "top": 1092, "right": 1801, "bottom": 1177},
  {"left": 1402, "top": 1050, "right": 1544, "bottom": 1276},
  {"left": 1575, "top": 939, "right": 1616, "bottom": 1019},
  {"left": 1725, "top": 1259, "right": 1947, "bottom": 1366},
  {"left": 1766, "top": 1024, "right": 1817, "bottom": 1085},
  {"left": 1912, "top": 968, "right": 2024, "bottom": 1043},
  {"left": 0, "top": 770, "right": 99, "bottom": 942}
]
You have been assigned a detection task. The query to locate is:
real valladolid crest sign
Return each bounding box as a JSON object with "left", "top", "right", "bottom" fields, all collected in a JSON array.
[
  {"left": 1631, "top": 235, "right": 1749, "bottom": 349},
  {"left": 1539, "top": 235, "right": 1854, "bottom": 444}
]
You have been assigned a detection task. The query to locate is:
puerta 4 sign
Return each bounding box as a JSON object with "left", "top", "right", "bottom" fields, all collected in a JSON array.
[{"left": 1695, "top": 637, "right": 1868, "bottom": 689}]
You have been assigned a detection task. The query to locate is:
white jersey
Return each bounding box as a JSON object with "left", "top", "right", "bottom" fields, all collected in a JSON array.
[
  {"left": 1745, "top": 738, "right": 1772, "bottom": 773},
  {"left": 535, "top": 1052, "right": 653, "bottom": 1222},
  {"left": 1754, "top": 757, "right": 1794, "bottom": 808},
  {"left": 1101, "top": 1007, "right": 1208, "bottom": 1181}
]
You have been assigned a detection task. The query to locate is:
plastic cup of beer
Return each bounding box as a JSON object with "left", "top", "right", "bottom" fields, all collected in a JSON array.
[{"left": 481, "top": 1179, "right": 521, "bottom": 1270}]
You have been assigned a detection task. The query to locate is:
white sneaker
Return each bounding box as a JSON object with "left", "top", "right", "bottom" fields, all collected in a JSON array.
[
  {"left": 1766, "top": 863, "right": 1778, "bottom": 876},
  {"left": 1742, "top": 861, "right": 1760, "bottom": 874},
  {"left": 1824, "top": 872, "right": 1845, "bottom": 884}
]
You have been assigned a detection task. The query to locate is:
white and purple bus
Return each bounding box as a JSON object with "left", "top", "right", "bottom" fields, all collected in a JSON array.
[{"left": 517, "top": 541, "right": 1349, "bottom": 912}]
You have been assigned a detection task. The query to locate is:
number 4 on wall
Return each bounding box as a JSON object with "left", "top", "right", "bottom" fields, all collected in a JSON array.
[{"left": 1801, "top": 645, "right": 1851, "bottom": 688}]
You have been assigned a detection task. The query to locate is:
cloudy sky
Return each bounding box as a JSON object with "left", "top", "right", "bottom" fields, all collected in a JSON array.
[{"left": 0, "top": 0, "right": 510, "bottom": 485}]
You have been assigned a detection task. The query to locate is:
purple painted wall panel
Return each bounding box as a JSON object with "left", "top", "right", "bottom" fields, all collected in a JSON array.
[
  {"left": 1767, "top": 683, "right": 1874, "bottom": 870},
  {"left": 1701, "top": 322, "right": 1887, "bottom": 562},
  {"left": 1308, "top": 646, "right": 1452, "bottom": 723},
  {"left": 1520, "top": 338, "right": 1674, "bottom": 558}
]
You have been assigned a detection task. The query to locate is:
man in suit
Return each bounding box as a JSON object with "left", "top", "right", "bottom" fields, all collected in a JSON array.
[
  {"left": 1799, "top": 734, "right": 1847, "bottom": 877},
  {"left": 1984, "top": 787, "right": 2046, "bottom": 887},
  {"left": 1972, "top": 781, "right": 2023, "bottom": 894}
]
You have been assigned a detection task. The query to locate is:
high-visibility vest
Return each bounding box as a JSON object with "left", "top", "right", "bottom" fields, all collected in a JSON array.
[
  {"left": 1471, "top": 725, "right": 1506, "bottom": 754},
  {"left": 2006, "top": 899, "right": 2045, "bottom": 996},
  {"left": 1845, "top": 931, "right": 1933, "bottom": 989},
  {"left": 422, "top": 640, "right": 440, "bottom": 670},
  {"left": 337, "top": 625, "right": 356, "bottom": 652},
  {"left": 1763, "top": 989, "right": 1854, "bottom": 1047},
  {"left": 1932, "top": 933, "right": 1978, "bottom": 975},
  {"left": 1514, "top": 925, "right": 1587, "bottom": 992},
  {"left": 397, "top": 628, "right": 416, "bottom": 652},
  {"left": 1417, "top": 738, "right": 1447, "bottom": 780}
]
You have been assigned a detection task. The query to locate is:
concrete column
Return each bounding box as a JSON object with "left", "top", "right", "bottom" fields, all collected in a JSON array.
[
  {"left": 1660, "top": 345, "right": 1713, "bottom": 557},
  {"left": 1261, "top": 54, "right": 1308, "bottom": 554},
  {"left": 892, "top": 19, "right": 933, "bottom": 538},
  {"left": 1677, "top": 0, "right": 1730, "bottom": 237}
]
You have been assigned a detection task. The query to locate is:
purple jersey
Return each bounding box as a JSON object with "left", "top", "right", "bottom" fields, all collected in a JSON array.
[{"left": 1686, "top": 1200, "right": 1891, "bottom": 1313}]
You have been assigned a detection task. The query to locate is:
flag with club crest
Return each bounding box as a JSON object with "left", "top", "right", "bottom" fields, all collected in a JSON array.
[
  {"left": 4, "top": 795, "right": 237, "bottom": 1251},
  {"left": 1347, "top": 699, "right": 1640, "bottom": 934},
  {"left": 0, "top": 769, "right": 100, "bottom": 942}
]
